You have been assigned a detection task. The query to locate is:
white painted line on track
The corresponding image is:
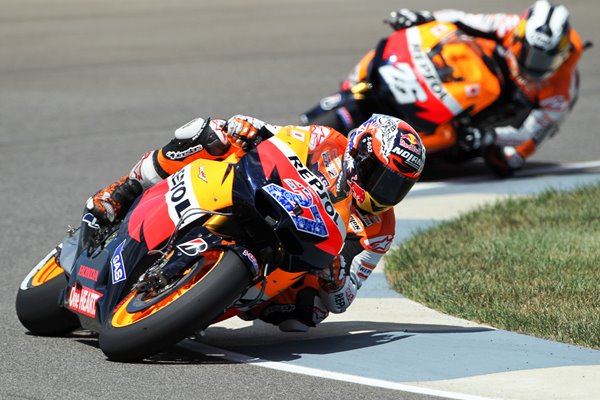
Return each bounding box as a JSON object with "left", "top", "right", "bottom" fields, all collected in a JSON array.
[
  {"left": 533, "top": 159, "right": 600, "bottom": 171},
  {"left": 182, "top": 341, "right": 496, "bottom": 400},
  {"left": 412, "top": 159, "right": 600, "bottom": 192}
]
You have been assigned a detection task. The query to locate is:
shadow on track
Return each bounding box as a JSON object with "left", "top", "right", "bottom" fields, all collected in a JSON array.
[
  {"left": 421, "top": 159, "right": 600, "bottom": 183},
  {"left": 58, "top": 321, "right": 491, "bottom": 364}
]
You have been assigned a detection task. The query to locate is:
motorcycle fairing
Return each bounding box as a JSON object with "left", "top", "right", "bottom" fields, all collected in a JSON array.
[
  {"left": 229, "top": 132, "right": 346, "bottom": 271},
  {"left": 378, "top": 22, "right": 502, "bottom": 133},
  {"left": 64, "top": 226, "right": 145, "bottom": 330},
  {"left": 379, "top": 26, "right": 462, "bottom": 131},
  {"left": 262, "top": 131, "right": 345, "bottom": 247},
  {"left": 128, "top": 159, "right": 235, "bottom": 251},
  {"left": 64, "top": 219, "right": 235, "bottom": 329}
]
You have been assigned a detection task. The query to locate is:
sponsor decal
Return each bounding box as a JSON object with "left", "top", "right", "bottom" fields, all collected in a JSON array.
[
  {"left": 311, "top": 164, "right": 331, "bottom": 187},
  {"left": 321, "top": 150, "right": 339, "bottom": 180},
  {"left": 357, "top": 263, "right": 374, "bottom": 281},
  {"left": 399, "top": 132, "right": 422, "bottom": 155},
  {"left": 242, "top": 249, "right": 259, "bottom": 274},
  {"left": 379, "top": 63, "right": 427, "bottom": 105},
  {"left": 111, "top": 240, "right": 127, "bottom": 284},
  {"left": 364, "top": 235, "right": 394, "bottom": 253},
  {"left": 334, "top": 292, "right": 346, "bottom": 309},
  {"left": 309, "top": 126, "right": 331, "bottom": 151},
  {"left": 287, "top": 155, "right": 341, "bottom": 227},
  {"left": 465, "top": 84, "right": 481, "bottom": 98},
  {"left": 349, "top": 181, "right": 366, "bottom": 204},
  {"left": 348, "top": 215, "right": 363, "bottom": 233},
  {"left": 290, "top": 129, "right": 306, "bottom": 142},
  {"left": 264, "top": 179, "right": 329, "bottom": 237},
  {"left": 333, "top": 286, "right": 355, "bottom": 310},
  {"left": 81, "top": 213, "right": 100, "bottom": 230},
  {"left": 409, "top": 40, "right": 449, "bottom": 102},
  {"left": 167, "top": 169, "right": 194, "bottom": 221},
  {"left": 332, "top": 149, "right": 341, "bottom": 169},
  {"left": 209, "top": 120, "right": 228, "bottom": 142},
  {"left": 176, "top": 238, "right": 208, "bottom": 257},
  {"left": 391, "top": 146, "right": 424, "bottom": 172},
  {"left": 357, "top": 210, "right": 381, "bottom": 227},
  {"left": 68, "top": 286, "right": 103, "bottom": 318},
  {"left": 336, "top": 107, "right": 354, "bottom": 129},
  {"left": 381, "top": 28, "right": 462, "bottom": 116},
  {"left": 165, "top": 144, "right": 204, "bottom": 160},
  {"left": 131, "top": 151, "right": 152, "bottom": 181},
  {"left": 264, "top": 136, "right": 346, "bottom": 245},
  {"left": 319, "top": 94, "right": 342, "bottom": 111},
  {"left": 198, "top": 166, "right": 207, "bottom": 182},
  {"left": 78, "top": 265, "right": 99, "bottom": 282},
  {"left": 540, "top": 95, "right": 568, "bottom": 112}
]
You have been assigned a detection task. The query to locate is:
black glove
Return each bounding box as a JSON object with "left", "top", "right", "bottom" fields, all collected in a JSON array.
[
  {"left": 456, "top": 126, "right": 495, "bottom": 153},
  {"left": 384, "top": 9, "right": 435, "bottom": 30}
]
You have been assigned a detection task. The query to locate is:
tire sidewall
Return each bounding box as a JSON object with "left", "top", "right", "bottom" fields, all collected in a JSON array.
[{"left": 99, "top": 250, "right": 252, "bottom": 362}]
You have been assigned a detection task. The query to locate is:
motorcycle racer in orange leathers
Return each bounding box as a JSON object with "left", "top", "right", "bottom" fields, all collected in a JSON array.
[
  {"left": 86, "top": 113, "right": 425, "bottom": 332},
  {"left": 384, "top": 1, "right": 586, "bottom": 176}
]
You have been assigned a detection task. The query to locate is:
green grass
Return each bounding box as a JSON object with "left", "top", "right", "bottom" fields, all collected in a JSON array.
[{"left": 385, "top": 183, "right": 600, "bottom": 349}]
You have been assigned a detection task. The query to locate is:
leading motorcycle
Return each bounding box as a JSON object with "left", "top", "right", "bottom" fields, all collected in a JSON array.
[
  {"left": 301, "top": 21, "right": 529, "bottom": 171},
  {"left": 16, "top": 127, "right": 346, "bottom": 362}
]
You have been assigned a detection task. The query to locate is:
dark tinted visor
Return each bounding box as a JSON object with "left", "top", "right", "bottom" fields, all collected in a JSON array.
[
  {"left": 519, "top": 42, "right": 564, "bottom": 78},
  {"left": 357, "top": 154, "right": 416, "bottom": 206}
]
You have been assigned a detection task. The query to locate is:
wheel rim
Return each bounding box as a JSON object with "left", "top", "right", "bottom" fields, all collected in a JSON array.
[
  {"left": 111, "top": 250, "right": 224, "bottom": 327},
  {"left": 31, "top": 257, "right": 64, "bottom": 287}
]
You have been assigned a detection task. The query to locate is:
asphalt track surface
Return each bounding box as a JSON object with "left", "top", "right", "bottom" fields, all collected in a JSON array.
[{"left": 1, "top": 1, "right": 599, "bottom": 399}]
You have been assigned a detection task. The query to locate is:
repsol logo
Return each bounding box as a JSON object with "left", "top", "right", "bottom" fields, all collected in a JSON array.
[
  {"left": 288, "top": 155, "right": 340, "bottom": 226},
  {"left": 411, "top": 43, "right": 447, "bottom": 101},
  {"left": 169, "top": 169, "right": 192, "bottom": 219}
]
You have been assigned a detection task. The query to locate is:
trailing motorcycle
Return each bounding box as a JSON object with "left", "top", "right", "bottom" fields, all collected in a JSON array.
[
  {"left": 16, "top": 128, "right": 346, "bottom": 362},
  {"left": 301, "top": 21, "right": 528, "bottom": 168}
]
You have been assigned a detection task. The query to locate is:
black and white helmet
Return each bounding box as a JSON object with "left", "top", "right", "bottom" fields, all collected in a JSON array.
[{"left": 510, "top": 0, "right": 572, "bottom": 79}]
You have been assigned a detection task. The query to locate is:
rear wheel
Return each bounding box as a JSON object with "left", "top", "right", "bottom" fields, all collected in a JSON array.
[
  {"left": 16, "top": 248, "right": 80, "bottom": 336},
  {"left": 99, "top": 249, "right": 253, "bottom": 362}
]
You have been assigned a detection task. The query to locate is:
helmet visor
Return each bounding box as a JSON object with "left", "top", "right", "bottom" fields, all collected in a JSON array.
[
  {"left": 356, "top": 154, "right": 416, "bottom": 207},
  {"left": 519, "top": 41, "right": 566, "bottom": 79}
]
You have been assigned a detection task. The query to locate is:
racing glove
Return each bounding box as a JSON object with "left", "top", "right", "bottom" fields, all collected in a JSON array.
[
  {"left": 225, "top": 115, "right": 267, "bottom": 150},
  {"left": 317, "top": 256, "right": 358, "bottom": 314},
  {"left": 456, "top": 126, "right": 496, "bottom": 153},
  {"left": 384, "top": 9, "right": 435, "bottom": 30}
]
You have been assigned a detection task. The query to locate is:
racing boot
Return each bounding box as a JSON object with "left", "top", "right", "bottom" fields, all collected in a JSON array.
[
  {"left": 86, "top": 175, "right": 143, "bottom": 226},
  {"left": 242, "top": 287, "right": 329, "bottom": 333}
]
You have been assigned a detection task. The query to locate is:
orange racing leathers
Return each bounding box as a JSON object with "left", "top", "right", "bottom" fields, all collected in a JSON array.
[
  {"left": 348, "top": 9, "right": 584, "bottom": 172},
  {"left": 427, "top": 9, "right": 583, "bottom": 168},
  {"left": 125, "top": 116, "right": 397, "bottom": 329}
]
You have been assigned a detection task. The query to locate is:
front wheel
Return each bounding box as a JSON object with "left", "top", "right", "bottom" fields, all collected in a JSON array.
[
  {"left": 16, "top": 247, "right": 80, "bottom": 336},
  {"left": 99, "top": 249, "right": 253, "bottom": 362}
]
